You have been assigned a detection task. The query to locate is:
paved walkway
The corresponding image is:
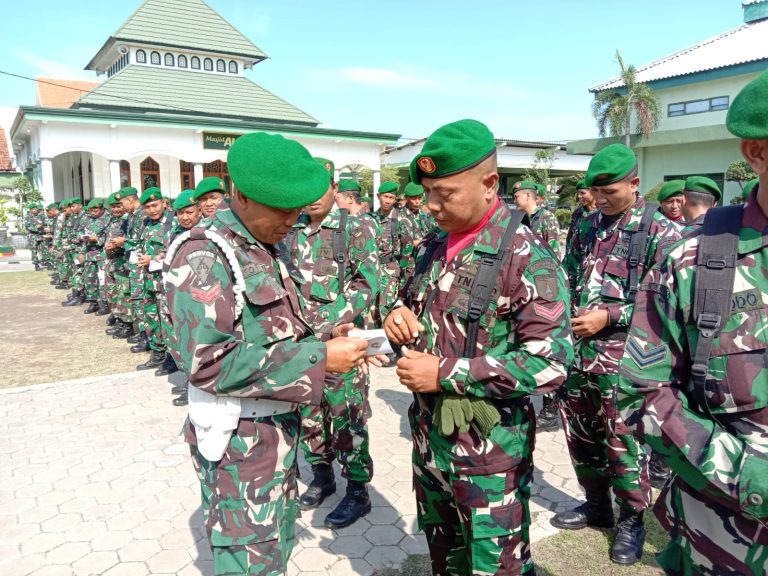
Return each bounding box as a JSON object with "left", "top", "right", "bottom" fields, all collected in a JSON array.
[{"left": 0, "top": 368, "right": 581, "bottom": 576}]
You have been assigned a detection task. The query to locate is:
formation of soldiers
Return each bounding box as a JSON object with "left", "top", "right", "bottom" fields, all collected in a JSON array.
[{"left": 26, "top": 69, "right": 768, "bottom": 576}]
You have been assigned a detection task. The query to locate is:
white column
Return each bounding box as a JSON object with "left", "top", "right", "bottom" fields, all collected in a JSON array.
[
  {"left": 193, "top": 163, "right": 204, "bottom": 186},
  {"left": 372, "top": 170, "right": 381, "bottom": 212},
  {"left": 40, "top": 158, "right": 55, "bottom": 204},
  {"left": 109, "top": 160, "right": 121, "bottom": 192}
]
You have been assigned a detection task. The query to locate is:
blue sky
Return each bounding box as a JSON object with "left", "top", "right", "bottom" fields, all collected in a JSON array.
[{"left": 0, "top": 0, "right": 743, "bottom": 142}]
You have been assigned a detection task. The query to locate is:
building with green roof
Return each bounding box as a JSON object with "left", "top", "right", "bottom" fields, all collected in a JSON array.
[{"left": 10, "top": 0, "right": 399, "bottom": 204}]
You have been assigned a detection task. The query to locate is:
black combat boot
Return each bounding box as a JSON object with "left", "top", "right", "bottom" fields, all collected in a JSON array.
[
  {"left": 112, "top": 321, "right": 135, "bottom": 339},
  {"left": 171, "top": 383, "right": 188, "bottom": 394},
  {"left": 127, "top": 331, "right": 145, "bottom": 344},
  {"left": 324, "top": 481, "right": 371, "bottom": 529},
  {"left": 137, "top": 350, "right": 166, "bottom": 370},
  {"left": 62, "top": 290, "right": 85, "bottom": 306},
  {"left": 611, "top": 510, "right": 646, "bottom": 565},
  {"left": 55, "top": 281, "right": 70, "bottom": 289},
  {"left": 105, "top": 313, "right": 117, "bottom": 326},
  {"left": 130, "top": 334, "right": 149, "bottom": 353},
  {"left": 535, "top": 396, "right": 560, "bottom": 432},
  {"left": 50, "top": 273, "right": 60, "bottom": 285},
  {"left": 94, "top": 301, "right": 110, "bottom": 316},
  {"left": 551, "top": 491, "right": 615, "bottom": 530},
  {"left": 34, "top": 263, "right": 42, "bottom": 271},
  {"left": 105, "top": 319, "right": 124, "bottom": 335},
  {"left": 648, "top": 451, "right": 671, "bottom": 489},
  {"left": 83, "top": 301, "right": 99, "bottom": 314},
  {"left": 298, "top": 463, "right": 336, "bottom": 510},
  {"left": 172, "top": 390, "right": 188, "bottom": 406},
  {"left": 154, "top": 354, "right": 179, "bottom": 377}
]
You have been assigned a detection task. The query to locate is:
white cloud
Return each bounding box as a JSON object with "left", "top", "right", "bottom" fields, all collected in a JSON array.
[{"left": 13, "top": 50, "right": 94, "bottom": 81}]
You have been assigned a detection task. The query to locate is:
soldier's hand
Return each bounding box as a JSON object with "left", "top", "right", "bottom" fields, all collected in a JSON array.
[
  {"left": 330, "top": 322, "right": 355, "bottom": 338},
  {"left": 384, "top": 307, "right": 423, "bottom": 345},
  {"left": 572, "top": 309, "right": 610, "bottom": 338},
  {"left": 113, "top": 236, "right": 126, "bottom": 247},
  {"left": 137, "top": 254, "right": 151, "bottom": 267},
  {"left": 326, "top": 337, "right": 368, "bottom": 374},
  {"left": 396, "top": 347, "right": 440, "bottom": 393}
]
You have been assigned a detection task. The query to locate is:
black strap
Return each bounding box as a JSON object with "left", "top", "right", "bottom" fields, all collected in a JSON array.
[
  {"left": 389, "top": 211, "right": 398, "bottom": 253},
  {"left": 626, "top": 202, "right": 658, "bottom": 303},
  {"left": 405, "top": 232, "right": 441, "bottom": 307},
  {"left": 689, "top": 204, "right": 742, "bottom": 412},
  {"left": 333, "top": 209, "right": 348, "bottom": 291},
  {"left": 464, "top": 209, "right": 526, "bottom": 357}
]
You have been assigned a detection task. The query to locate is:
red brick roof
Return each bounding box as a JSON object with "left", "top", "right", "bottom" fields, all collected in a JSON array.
[
  {"left": 36, "top": 78, "right": 99, "bottom": 108},
  {"left": 0, "top": 128, "right": 13, "bottom": 172}
]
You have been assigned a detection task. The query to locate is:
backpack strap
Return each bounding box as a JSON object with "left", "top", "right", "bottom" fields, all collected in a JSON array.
[
  {"left": 688, "top": 204, "right": 742, "bottom": 412},
  {"left": 626, "top": 202, "right": 659, "bottom": 303},
  {"left": 464, "top": 209, "right": 526, "bottom": 357},
  {"left": 333, "top": 209, "right": 348, "bottom": 291}
]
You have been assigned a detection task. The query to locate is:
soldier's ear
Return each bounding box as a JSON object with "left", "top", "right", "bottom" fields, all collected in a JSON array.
[
  {"left": 481, "top": 171, "right": 499, "bottom": 197},
  {"left": 741, "top": 139, "right": 768, "bottom": 175}
]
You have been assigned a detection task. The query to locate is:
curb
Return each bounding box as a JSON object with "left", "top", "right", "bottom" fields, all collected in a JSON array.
[{"left": 0, "top": 369, "right": 177, "bottom": 395}]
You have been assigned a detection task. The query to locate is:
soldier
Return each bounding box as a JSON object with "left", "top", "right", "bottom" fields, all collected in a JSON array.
[
  {"left": 554, "top": 144, "right": 681, "bottom": 565},
  {"left": 565, "top": 179, "right": 597, "bottom": 250},
  {"left": 335, "top": 178, "right": 366, "bottom": 216},
  {"left": 62, "top": 198, "right": 88, "bottom": 307},
  {"left": 164, "top": 132, "right": 369, "bottom": 576},
  {"left": 103, "top": 193, "right": 128, "bottom": 330},
  {"left": 25, "top": 203, "right": 45, "bottom": 271},
  {"left": 194, "top": 176, "right": 227, "bottom": 218},
  {"left": 617, "top": 69, "right": 768, "bottom": 576},
  {"left": 80, "top": 198, "right": 110, "bottom": 314},
  {"left": 513, "top": 180, "right": 561, "bottom": 256},
  {"left": 384, "top": 119, "right": 574, "bottom": 575},
  {"left": 41, "top": 202, "right": 59, "bottom": 271},
  {"left": 280, "top": 158, "right": 380, "bottom": 528},
  {"left": 403, "top": 181, "right": 436, "bottom": 245},
  {"left": 396, "top": 189, "right": 407, "bottom": 209},
  {"left": 52, "top": 199, "right": 72, "bottom": 289},
  {"left": 657, "top": 179, "right": 685, "bottom": 226},
  {"left": 680, "top": 176, "right": 721, "bottom": 233}
]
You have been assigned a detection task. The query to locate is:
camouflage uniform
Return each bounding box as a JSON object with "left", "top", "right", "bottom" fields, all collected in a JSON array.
[
  {"left": 372, "top": 206, "right": 414, "bottom": 323},
  {"left": 280, "top": 205, "right": 379, "bottom": 483},
  {"left": 104, "top": 214, "right": 130, "bottom": 321},
  {"left": 561, "top": 196, "right": 680, "bottom": 514},
  {"left": 53, "top": 211, "right": 69, "bottom": 284},
  {"left": 68, "top": 210, "right": 88, "bottom": 293},
  {"left": 528, "top": 205, "right": 561, "bottom": 256},
  {"left": 618, "top": 194, "right": 768, "bottom": 575},
  {"left": 24, "top": 210, "right": 45, "bottom": 266},
  {"left": 123, "top": 208, "right": 148, "bottom": 325},
  {"left": 406, "top": 207, "right": 436, "bottom": 243},
  {"left": 402, "top": 203, "right": 573, "bottom": 575},
  {"left": 565, "top": 205, "right": 596, "bottom": 257},
  {"left": 81, "top": 211, "right": 110, "bottom": 303},
  {"left": 139, "top": 210, "right": 173, "bottom": 351},
  {"left": 164, "top": 208, "right": 328, "bottom": 576},
  {"left": 41, "top": 211, "right": 56, "bottom": 268}
]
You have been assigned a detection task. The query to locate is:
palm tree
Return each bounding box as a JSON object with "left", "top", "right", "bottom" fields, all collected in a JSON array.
[{"left": 592, "top": 50, "right": 661, "bottom": 147}]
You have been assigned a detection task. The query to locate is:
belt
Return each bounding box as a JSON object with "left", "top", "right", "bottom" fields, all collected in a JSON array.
[
  {"left": 593, "top": 326, "right": 629, "bottom": 342},
  {"left": 239, "top": 398, "right": 297, "bottom": 419}
]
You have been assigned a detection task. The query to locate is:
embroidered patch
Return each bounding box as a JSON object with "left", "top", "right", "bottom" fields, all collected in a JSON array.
[
  {"left": 625, "top": 336, "right": 667, "bottom": 369},
  {"left": 191, "top": 281, "right": 222, "bottom": 305},
  {"left": 418, "top": 157, "right": 436, "bottom": 174},
  {"left": 534, "top": 273, "right": 558, "bottom": 301},
  {"left": 241, "top": 261, "right": 270, "bottom": 278},
  {"left": 534, "top": 301, "right": 565, "bottom": 322},
  {"left": 731, "top": 289, "right": 763, "bottom": 314},
  {"left": 186, "top": 250, "right": 216, "bottom": 285},
  {"left": 351, "top": 234, "right": 367, "bottom": 250}
]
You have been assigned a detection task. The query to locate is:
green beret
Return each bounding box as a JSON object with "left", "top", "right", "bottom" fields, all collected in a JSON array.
[
  {"left": 584, "top": 144, "right": 637, "bottom": 187},
  {"left": 46, "top": 202, "right": 58, "bottom": 210},
  {"left": 742, "top": 178, "right": 759, "bottom": 199},
  {"left": 575, "top": 179, "right": 588, "bottom": 190},
  {"left": 140, "top": 187, "right": 163, "bottom": 205},
  {"left": 193, "top": 176, "right": 226, "bottom": 200},
  {"left": 535, "top": 183, "right": 547, "bottom": 197},
  {"left": 360, "top": 195, "right": 372, "bottom": 203},
  {"left": 70, "top": 197, "right": 83, "bottom": 205},
  {"left": 105, "top": 192, "right": 120, "bottom": 207},
  {"left": 119, "top": 187, "right": 139, "bottom": 199},
  {"left": 396, "top": 192, "right": 405, "bottom": 200},
  {"left": 338, "top": 179, "right": 361, "bottom": 193},
  {"left": 726, "top": 69, "right": 768, "bottom": 139},
  {"left": 315, "top": 157, "right": 335, "bottom": 177},
  {"left": 85, "top": 198, "right": 104, "bottom": 209},
  {"left": 405, "top": 182, "right": 424, "bottom": 197},
  {"left": 513, "top": 180, "right": 538, "bottom": 193},
  {"left": 410, "top": 119, "right": 496, "bottom": 185},
  {"left": 378, "top": 181, "right": 399, "bottom": 195},
  {"left": 227, "top": 132, "right": 329, "bottom": 209},
  {"left": 657, "top": 179, "right": 685, "bottom": 202},
  {"left": 684, "top": 176, "right": 721, "bottom": 202},
  {"left": 173, "top": 189, "right": 198, "bottom": 211}
]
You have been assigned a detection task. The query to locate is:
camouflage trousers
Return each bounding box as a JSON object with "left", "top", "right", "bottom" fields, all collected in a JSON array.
[
  {"left": 299, "top": 368, "right": 372, "bottom": 483},
  {"left": 82, "top": 255, "right": 103, "bottom": 302},
  {"left": 27, "top": 234, "right": 43, "bottom": 264},
  {"left": 560, "top": 370, "right": 651, "bottom": 512},
  {"left": 127, "top": 262, "right": 143, "bottom": 325},
  {"left": 654, "top": 477, "right": 768, "bottom": 576},
  {"left": 142, "top": 289, "right": 164, "bottom": 352},
  {"left": 374, "top": 262, "right": 401, "bottom": 325},
  {"left": 40, "top": 239, "right": 53, "bottom": 267},
  {"left": 186, "top": 412, "right": 301, "bottom": 576},
  {"left": 104, "top": 258, "right": 130, "bottom": 318},
  {"left": 71, "top": 251, "right": 84, "bottom": 291},
  {"left": 55, "top": 247, "right": 71, "bottom": 284},
  {"left": 413, "top": 450, "right": 534, "bottom": 575}
]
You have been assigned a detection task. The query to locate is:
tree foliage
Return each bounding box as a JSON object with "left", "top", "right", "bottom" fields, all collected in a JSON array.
[
  {"left": 643, "top": 181, "right": 664, "bottom": 202},
  {"left": 523, "top": 148, "right": 557, "bottom": 187},
  {"left": 592, "top": 50, "right": 662, "bottom": 146},
  {"left": 358, "top": 165, "right": 403, "bottom": 196},
  {"left": 725, "top": 159, "right": 757, "bottom": 190}
]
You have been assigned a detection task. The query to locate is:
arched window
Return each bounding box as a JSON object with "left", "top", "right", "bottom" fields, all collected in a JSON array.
[
  {"left": 204, "top": 160, "right": 231, "bottom": 195},
  {"left": 191, "top": 56, "right": 200, "bottom": 70},
  {"left": 216, "top": 59, "right": 226, "bottom": 73},
  {"left": 228, "top": 60, "right": 238, "bottom": 74},
  {"left": 178, "top": 55, "right": 188, "bottom": 68},
  {"left": 140, "top": 157, "right": 161, "bottom": 189},
  {"left": 203, "top": 58, "right": 213, "bottom": 71},
  {"left": 150, "top": 51, "right": 161, "bottom": 65},
  {"left": 179, "top": 161, "right": 194, "bottom": 190},
  {"left": 120, "top": 160, "right": 131, "bottom": 188},
  {"left": 164, "top": 53, "right": 175, "bottom": 66},
  {"left": 136, "top": 49, "right": 146, "bottom": 64}
]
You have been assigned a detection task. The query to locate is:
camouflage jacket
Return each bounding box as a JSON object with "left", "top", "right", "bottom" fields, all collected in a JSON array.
[
  {"left": 53, "top": 212, "right": 68, "bottom": 248},
  {"left": 82, "top": 212, "right": 111, "bottom": 261},
  {"left": 564, "top": 196, "right": 681, "bottom": 374},
  {"left": 373, "top": 207, "right": 413, "bottom": 267},
  {"left": 618, "top": 196, "right": 768, "bottom": 530},
  {"left": 25, "top": 211, "right": 45, "bottom": 235},
  {"left": 163, "top": 208, "right": 326, "bottom": 402},
  {"left": 64, "top": 211, "right": 87, "bottom": 252},
  {"left": 43, "top": 214, "right": 56, "bottom": 241},
  {"left": 681, "top": 213, "right": 705, "bottom": 236},
  {"left": 279, "top": 205, "right": 380, "bottom": 335},
  {"left": 103, "top": 215, "right": 128, "bottom": 261},
  {"left": 405, "top": 207, "right": 437, "bottom": 241},
  {"left": 402, "top": 202, "right": 574, "bottom": 474},
  {"left": 528, "top": 206, "right": 561, "bottom": 255},
  {"left": 140, "top": 210, "right": 173, "bottom": 292},
  {"left": 123, "top": 208, "right": 148, "bottom": 258},
  {"left": 565, "top": 205, "right": 596, "bottom": 253}
]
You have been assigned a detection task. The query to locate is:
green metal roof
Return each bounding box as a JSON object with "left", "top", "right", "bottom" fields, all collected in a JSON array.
[
  {"left": 86, "top": 0, "right": 267, "bottom": 70},
  {"left": 75, "top": 65, "right": 318, "bottom": 126}
]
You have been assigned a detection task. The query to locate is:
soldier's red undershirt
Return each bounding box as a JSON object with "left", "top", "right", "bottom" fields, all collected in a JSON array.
[{"left": 445, "top": 197, "right": 500, "bottom": 262}]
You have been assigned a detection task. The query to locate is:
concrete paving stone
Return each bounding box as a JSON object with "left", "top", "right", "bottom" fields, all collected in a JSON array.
[
  {"left": 17, "top": 506, "right": 58, "bottom": 524},
  {"left": 328, "top": 557, "right": 374, "bottom": 576},
  {"left": 3, "top": 498, "right": 37, "bottom": 514},
  {"left": 2, "top": 522, "right": 41, "bottom": 545},
  {"left": 36, "top": 490, "right": 76, "bottom": 507},
  {"left": 399, "top": 533, "right": 429, "bottom": 555},
  {"left": 21, "top": 532, "right": 66, "bottom": 555},
  {"left": 45, "top": 541, "right": 91, "bottom": 564},
  {"left": 88, "top": 468, "right": 125, "bottom": 483},
  {"left": 327, "top": 516, "right": 371, "bottom": 538},
  {"left": 170, "top": 509, "right": 203, "bottom": 530},
  {"left": 91, "top": 530, "right": 133, "bottom": 551},
  {"left": 40, "top": 513, "right": 83, "bottom": 533},
  {"left": 294, "top": 524, "right": 336, "bottom": 548},
  {"left": 118, "top": 538, "right": 162, "bottom": 562},
  {"left": 1, "top": 553, "right": 45, "bottom": 576},
  {"left": 14, "top": 483, "right": 54, "bottom": 499},
  {"left": 363, "top": 544, "right": 407, "bottom": 570},
  {"left": 0, "top": 513, "right": 18, "bottom": 530},
  {"left": 328, "top": 534, "right": 373, "bottom": 558},
  {"left": 120, "top": 494, "right": 160, "bottom": 512},
  {"left": 291, "top": 546, "right": 341, "bottom": 572},
  {"left": 132, "top": 480, "right": 169, "bottom": 496},
  {"left": 144, "top": 499, "right": 184, "bottom": 521},
  {"left": 109, "top": 474, "right": 146, "bottom": 491},
  {"left": 132, "top": 519, "right": 174, "bottom": 540},
  {"left": 63, "top": 520, "right": 107, "bottom": 542},
  {"left": 27, "top": 565, "right": 76, "bottom": 576},
  {"left": 102, "top": 561, "right": 150, "bottom": 576},
  {"left": 366, "top": 506, "right": 401, "bottom": 525},
  {"left": 120, "top": 462, "right": 156, "bottom": 477},
  {"left": 73, "top": 503, "right": 122, "bottom": 523},
  {"left": 0, "top": 544, "right": 20, "bottom": 563},
  {"left": 158, "top": 527, "right": 199, "bottom": 550},
  {"left": 178, "top": 560, "right": 214, "bottom": 576},
  {"left": 364, "top": 524, "right": 405, "bottom": 546},
  {"left": 67, "top": 462, "right": 104, "bottom": 478},
  {"left": 147, "top": 549, "right": 193, "bottom": 573},
  {"left": 398, "top": 514, "right": 420, "bottom": 535}
]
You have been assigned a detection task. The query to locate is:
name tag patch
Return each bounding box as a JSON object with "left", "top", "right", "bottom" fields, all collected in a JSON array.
[{"left": 731, "top": 289, "right": 763, "bottom": 314}]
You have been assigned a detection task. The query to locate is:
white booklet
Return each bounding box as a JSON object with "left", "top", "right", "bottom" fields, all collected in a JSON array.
[
  {"left": 148, "top": 259, "right": 163, "bottom": 272},
  {"left": 348, "top": 329, "right": 394, "bottom": 356}
]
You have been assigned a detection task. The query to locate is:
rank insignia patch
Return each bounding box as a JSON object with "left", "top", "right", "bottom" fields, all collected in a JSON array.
[
  {"left": 625, "top": 335, "right": 667, "bottom": 368},
  {"left": 533, "top": 301, "right": 565, "bottom": 321}
]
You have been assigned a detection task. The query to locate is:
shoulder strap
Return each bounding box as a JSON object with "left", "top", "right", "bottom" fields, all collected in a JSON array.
[
  {"left": 689, "top": 204, "right": 743, "bottom": 412},
  {"left": 333, "top": 209, "right": 348, "bottom": 291},
  {"left": 626, "top": 202, "right": 659, "bottom": 303},
  {"left": 390, "top": 211, "right": 398, "bottom": 248},
  {"left": 464, "top": 209, "right": 526, "bottom": 357}
]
